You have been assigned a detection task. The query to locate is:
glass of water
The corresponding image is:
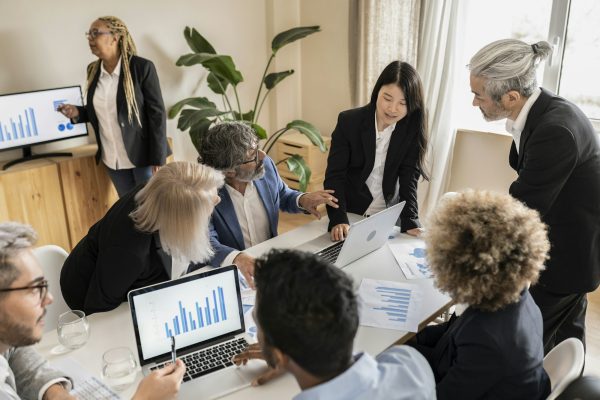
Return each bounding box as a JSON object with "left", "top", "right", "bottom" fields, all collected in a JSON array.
[
  {"left": 102, "top": 347, "right": 138, "bottom": 391},
  {"left": 57, "top": 310, "right": 90, "bottom": 350}
]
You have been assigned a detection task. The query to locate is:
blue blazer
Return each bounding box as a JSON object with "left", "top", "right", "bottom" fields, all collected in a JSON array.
[
  {"left": 208, "top": 156, "right": 302, "bottom": 267},
  {"left": 411, "top": 291, "right": 551, "bottom": 400}
]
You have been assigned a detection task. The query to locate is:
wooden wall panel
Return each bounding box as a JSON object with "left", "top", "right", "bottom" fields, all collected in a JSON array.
[{"left": 0, "top": 163, "right": 70, "bottom": 250}]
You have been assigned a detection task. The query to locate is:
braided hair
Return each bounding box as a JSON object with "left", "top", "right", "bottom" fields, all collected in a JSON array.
[{"left": 86, "top": 16, "right": 141, "bottom": 126}]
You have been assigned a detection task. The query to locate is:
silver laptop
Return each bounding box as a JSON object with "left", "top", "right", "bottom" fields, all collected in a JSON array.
[
  {"left": 128, "top": 266, "right": 265, "bottom": 399},
  {"left": 297, "top": 201, "right": 405, "bottom": 267}
]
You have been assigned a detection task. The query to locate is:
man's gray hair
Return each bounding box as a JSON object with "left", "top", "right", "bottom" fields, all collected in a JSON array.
[
  {"left": 469, "top": 39, "right": 553, "bottom": 102},
  {"left": 198, "top": 122, "right": 258, "bottom": 171},
  {"left": 0, "top": 222, "right": 37, "bottom": 289}
]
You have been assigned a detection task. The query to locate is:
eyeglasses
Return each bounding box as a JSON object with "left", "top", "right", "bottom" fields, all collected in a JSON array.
[
  {"left": 241, "top": 149, "right": 261, "bottom": 165},
  {"left": 0, "top": 279, "right": 49, "bottom": 304},
  {"left": 85, "top": 30, "right": 112, "bottom": 39}
]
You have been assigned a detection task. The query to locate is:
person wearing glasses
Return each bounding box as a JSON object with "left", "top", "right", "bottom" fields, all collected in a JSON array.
[
  {"left": 0, "top": 222, "right": 186, "bottom": 400},
  {"left": 57, "top": 16, "right": 170, "bottom": 197},
  {"left": 196, "top": 122, "right": 339, "bottom": 288},
  {"left": 60, "top": 162, "right": 223, "bottom": 314}
]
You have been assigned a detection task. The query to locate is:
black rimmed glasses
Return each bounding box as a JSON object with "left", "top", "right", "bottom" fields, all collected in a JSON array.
[
  {"left": 85, "top": 30, "right": 112, "bottom": 39},
  {"left": 241, "top": 148, "right": 260, "bottom": 165},
  {"left": 0, "top": 279, "right": 49, "bottom": 304}
]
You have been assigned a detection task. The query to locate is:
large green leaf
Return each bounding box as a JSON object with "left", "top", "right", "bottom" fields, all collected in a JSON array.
[
  {"left": 232, "top": 110, "right": 255, "bottom": 122},
  {"left": 176, "top": 53, "right": 243, "bottom": 86},
  {"left": 286, "top": 120, "right": 327, "bottom": 152},
  {"left": 178, "top": 108, "right": 229, "bottom": 131},
  {"left": 168, "top": 97, "right": 216, "bottom": 119},
  {"left": 264, "top": 70, "right": 294, "bottom": 90},
  {"left": 271, "top": 26, "right": 320, "bottom": 54},
  {"left": 189, "top": 118, "right": 214, "bottom": 154},
  {"left": 184, "top": 27, "right": 216, "bottom": 54},
  {"left": 207, "top": 72, "right": 229, "bottom": 94},
  {"left": 286, "top": 154, "right": 312, "bottom": 192},
  {"left": 251, "top": 123, "right": 267, "bottom": 140}
]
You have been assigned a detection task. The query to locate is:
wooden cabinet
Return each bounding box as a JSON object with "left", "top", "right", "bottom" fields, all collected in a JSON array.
[
  {"left": 275, "top": 132, "right": 331, "bottom": 191},
  {"left": 0, "top": 145, "right": 118, "bottom": 250}
]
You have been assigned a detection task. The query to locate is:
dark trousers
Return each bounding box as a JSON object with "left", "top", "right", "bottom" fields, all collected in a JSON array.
[
  {"left": 529, "top": 284, "right": 587, "bottom": 355},
  {"left": 105, "top": 165, "right": 153, "bottom": 198}
]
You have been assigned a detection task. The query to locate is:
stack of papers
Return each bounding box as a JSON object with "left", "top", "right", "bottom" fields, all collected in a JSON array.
[{"left": 387, "top": 243, "right": 433, "bottom": 279}]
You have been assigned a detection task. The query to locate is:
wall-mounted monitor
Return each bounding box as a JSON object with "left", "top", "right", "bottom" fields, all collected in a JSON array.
[{"left": 0, "top": 85, "right": 88, "bottom": 169}]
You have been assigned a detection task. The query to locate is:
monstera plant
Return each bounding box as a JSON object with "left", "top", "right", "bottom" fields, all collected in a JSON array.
[{"left": 169, "top": 25, "right": 326, "bottom": 191}]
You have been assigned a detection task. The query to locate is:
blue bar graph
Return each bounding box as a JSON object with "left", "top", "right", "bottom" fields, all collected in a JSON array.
[
  {"left": 372, "top": 286, "right": 412, "bottom": 323},
  {"left": 164, "top": 286, "right": 228, "bottom": 338},
  {"left": 0, "top": 108, "right": 39, "bottom": 142}
]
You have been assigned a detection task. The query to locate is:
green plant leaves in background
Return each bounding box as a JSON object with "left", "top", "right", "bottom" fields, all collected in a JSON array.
[
  {"left": 189, "top": 118, "right": 213, "bottom": 154},
  {"left": 168, "top": 97, "right": 216, "bottom": 119},
  {"left": 184, "top": 27, "right": 216, "bottom": 54},
  {"left": 271, "top": 26, "right": 320, "bottom": 54},
  {"left": 177, "top": 108, "right": 229, "bottom": 131},
  {"left": 251, "top": 123, "right": 267, "bottom": 140},
  {"left": 176, "top": 53, "right": 243, "bottom": 86},
  {"left": 264, "top": 70, "right": 294, "bottom": 89},
  {"left": 286, "top": 120, "right": 327, "bottom": 152},
  {"left": 232, "top": 110, "right": 255, "bottom": 122},
  {"left": 207, "top": 72, "right": 229, "bottom": 94},
  {"left": 286, "top": 154, "right": 312, "bottom": 192}
]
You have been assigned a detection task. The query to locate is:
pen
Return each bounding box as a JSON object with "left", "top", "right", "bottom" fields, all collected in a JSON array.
[{"left": 171, "top": 336, "right": 176, "bottom": 364}]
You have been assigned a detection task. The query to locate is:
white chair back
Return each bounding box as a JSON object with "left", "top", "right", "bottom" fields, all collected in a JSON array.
[
  {"left": 32, "top": 245, "right": 70, "bottom": 333},
  {"left": 544, "top": 337, "right": 585, "bottom": 400}
]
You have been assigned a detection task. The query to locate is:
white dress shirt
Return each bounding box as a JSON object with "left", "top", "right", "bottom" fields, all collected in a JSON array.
[
  {"left": 364, "top": 114, "right": 399, "bottom": 216},
  {"left": 505, "top": 87, "right": 542, "bottom": 153},
  {"left": 93, "top": 57, "right": 135, "bottom": 169}
]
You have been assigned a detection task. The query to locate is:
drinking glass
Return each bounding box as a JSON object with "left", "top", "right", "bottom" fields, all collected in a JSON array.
[
  {"left": 57, "top": 310, "right": 90, "bottom": 350},
  {"left": 102, "top": 347, "right": 138, "bottom": 391}
]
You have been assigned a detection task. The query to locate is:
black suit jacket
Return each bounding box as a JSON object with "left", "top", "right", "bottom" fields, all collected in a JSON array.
[
  {"left": 323, "top": 105, "right": 422, "bottom": 231},
  {"left": 60, "top": 186, "right": 170, "bottom": 314},
  {"left": 509, "top": 88, "right": 600, "bottom": 294},
  {"left": 76, "top": 55, "right": 170, "bottom": 166},
  {"left": 412, "top": 291, "right": 551, "bottom": 400}
]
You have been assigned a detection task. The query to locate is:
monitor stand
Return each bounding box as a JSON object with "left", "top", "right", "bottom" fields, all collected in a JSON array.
[{"left": 2, "top": 146, "right": 73, "bottom": 171}]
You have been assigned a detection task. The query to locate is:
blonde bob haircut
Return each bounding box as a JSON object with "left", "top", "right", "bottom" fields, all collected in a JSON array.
[
  {"left": 129, "top": 162, "right": 224, "bottom": 263},
  {"left": 425, "top": 190, "right": 549, "bottom": 312}
]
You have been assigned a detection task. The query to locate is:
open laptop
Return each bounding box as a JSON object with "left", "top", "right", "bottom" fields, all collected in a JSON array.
[
  {"left": 296, "top": 201, "right": 405, "bottom": 267},
  {"left": 128, "top": 265, "right": 265, "bottom": 399}
]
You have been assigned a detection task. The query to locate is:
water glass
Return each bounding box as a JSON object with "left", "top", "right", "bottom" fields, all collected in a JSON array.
[
  {"left": 102, "top": 347, "right": 138, "bottom": 391},
  {"left": 57, "top": 310, "right": 90, "bottom": 350}
]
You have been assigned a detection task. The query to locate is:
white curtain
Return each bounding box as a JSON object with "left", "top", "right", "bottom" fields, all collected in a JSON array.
[
  {"left": 350, "top": 0, "right": 421, "bottom": 107},
  {"left": 416, "top": 0, "right": 464, "bottom": 217}
]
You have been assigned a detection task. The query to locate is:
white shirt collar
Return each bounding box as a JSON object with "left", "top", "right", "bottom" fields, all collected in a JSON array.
[
  {"left": 374, "top": 113, "right": 396, "bottom": 136},
  {"left": 505, "top": 87, "right": 541, "bottom": 137},
  {"left": 100, "top": 57, "right": 122, "bottom": 78}
]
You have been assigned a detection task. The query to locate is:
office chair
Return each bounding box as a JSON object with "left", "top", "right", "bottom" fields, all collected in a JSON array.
[
  {"left": 556, "top": 375, "right": 600, "bottom": 399},
  {"left": 32, "top": 245, "right": 70, "bottom": 333},
  {"left": 543, "top": 337, "right": 585, "bottom": 400}
]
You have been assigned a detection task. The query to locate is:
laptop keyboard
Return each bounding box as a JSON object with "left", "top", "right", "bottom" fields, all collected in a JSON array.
[
  {"left": 315, "top": 240, "right": 345, "bottom": 263},
  {"left": 150, "top": 337, "right": 249, "bottom": 382}
]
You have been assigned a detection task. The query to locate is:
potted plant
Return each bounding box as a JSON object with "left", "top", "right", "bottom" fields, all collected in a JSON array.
[{"left": 168, "top": 25, "right": 326, "bottom": 191}]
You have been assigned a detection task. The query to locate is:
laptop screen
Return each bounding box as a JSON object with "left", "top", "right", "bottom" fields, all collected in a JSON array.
[{"left": 128, "top": 266, "right": 245, "bottom": 364}]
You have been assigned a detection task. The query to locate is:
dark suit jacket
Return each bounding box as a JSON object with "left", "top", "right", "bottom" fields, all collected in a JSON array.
[
  {"left": 509, "top": 88, "right": 600, "bottom": 294},
  {"left": 412, "top": 291, "right": 551, "bottom": 400},
  {"left": 323, "top": 105, "right": 422, "bottom": 231},
  {"left": 60, "top": 186, "right": 170, "bottom": 314},
  {"left": 76, "top": 55, "right": 170, "bottom": 166},
  {"left": 207, "top": 156, "right": 302, "bottom": 267}
]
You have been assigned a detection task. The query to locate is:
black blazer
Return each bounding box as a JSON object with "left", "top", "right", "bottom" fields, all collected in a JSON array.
[
  {"left": 412, "top": 291, "right": 551, "bottom": 400},
  {"left": 76, "top": 55, "right": 170, "bottom": 166},
  {"left": 509, "top": 88, "right": 600, "bottom": 294},
  {"left": 323, "top": 105, "right": 422, "bottom": 231},
  {"left": 60, "top": 186, "right": 170, "bottom": 314}
]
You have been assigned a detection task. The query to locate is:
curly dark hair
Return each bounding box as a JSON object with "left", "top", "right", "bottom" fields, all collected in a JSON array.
[
  {"left": 254, "top": 249, "right": 358, "bottom": 378},
  {"left": 425, "top": 190, "right": 549, "bottom": 312}
]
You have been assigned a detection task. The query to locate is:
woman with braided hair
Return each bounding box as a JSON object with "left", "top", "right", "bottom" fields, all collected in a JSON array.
[{"left": 58, "top": 16, "right": 170, "bottom": 197}]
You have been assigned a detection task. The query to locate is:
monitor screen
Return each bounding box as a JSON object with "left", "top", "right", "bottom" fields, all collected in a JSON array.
[{"left": 0, "top": 86, "right": 88, "bottom": 151}]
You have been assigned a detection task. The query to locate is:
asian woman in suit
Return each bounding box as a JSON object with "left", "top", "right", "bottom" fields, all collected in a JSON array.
[
  {"left": 410, "top": 190, "right": 551, "bottom": 400},
  {"left": 324, "top": 61, "right": 429, "bottom": 241},
  {"left": 58, "top": 16, "right": 170, "bottom": 197}
]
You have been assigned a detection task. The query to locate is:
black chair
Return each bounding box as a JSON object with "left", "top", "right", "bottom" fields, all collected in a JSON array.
[{"left": 556, "top": 375, "right": 600, "bottom": 400}]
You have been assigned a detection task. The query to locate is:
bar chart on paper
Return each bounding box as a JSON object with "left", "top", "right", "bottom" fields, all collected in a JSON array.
[
  {"left": 163, "top": 286, "right": 228, "bottom": 338},
  {"left": 358, "top": 278, "right": 422, "bottom": 332},
  {"left": 388, "top": 243, "right": 433, "bottom": 279}
]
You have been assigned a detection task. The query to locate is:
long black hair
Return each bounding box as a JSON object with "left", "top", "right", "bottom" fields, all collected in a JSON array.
[{"left": 370, "top": 61, "right": 429, "bottom": 181}]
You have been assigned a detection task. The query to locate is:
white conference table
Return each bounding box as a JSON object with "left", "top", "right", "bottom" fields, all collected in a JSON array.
[{"left": 35, "top": 215, "right": 451, "bottom": 399}]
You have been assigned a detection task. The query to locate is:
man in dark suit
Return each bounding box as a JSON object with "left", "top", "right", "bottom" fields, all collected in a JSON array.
[
  {"left": 197, "top": 122, "right": 338, "bottom": 288},
  {"left": 468, "top": 39, "right": 600, "bottom": 353}
]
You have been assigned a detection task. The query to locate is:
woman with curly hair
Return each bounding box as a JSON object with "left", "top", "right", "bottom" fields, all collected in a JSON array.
[{"left": 410, "top": 190, "right": 551, "bottom": 400}]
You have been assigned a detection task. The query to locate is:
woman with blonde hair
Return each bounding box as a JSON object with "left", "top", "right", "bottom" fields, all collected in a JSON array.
[
  {"left": 60, "top": 162, "right": 223, "bottom": 314},
  {"left": 58, "top": 16, "right": 170, "bottom": 197},
  {"left": 410, "top": 190, "right": 551, "bottom": 399}
]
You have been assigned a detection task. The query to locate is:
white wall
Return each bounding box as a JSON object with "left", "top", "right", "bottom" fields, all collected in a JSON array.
[{"left": 0, "top": 0, "right": 270, "bottom": 162}]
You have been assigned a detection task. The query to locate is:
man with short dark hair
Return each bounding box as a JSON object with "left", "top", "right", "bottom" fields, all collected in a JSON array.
[
  {"left": 198, "top": 122, "right": 339, "bottom": 287},
  {"left": 233, "top": 249, "right": 435, "bottom": 399},
  {"left": 0, "top": 222, "right": 185, "bottom": 400}
]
